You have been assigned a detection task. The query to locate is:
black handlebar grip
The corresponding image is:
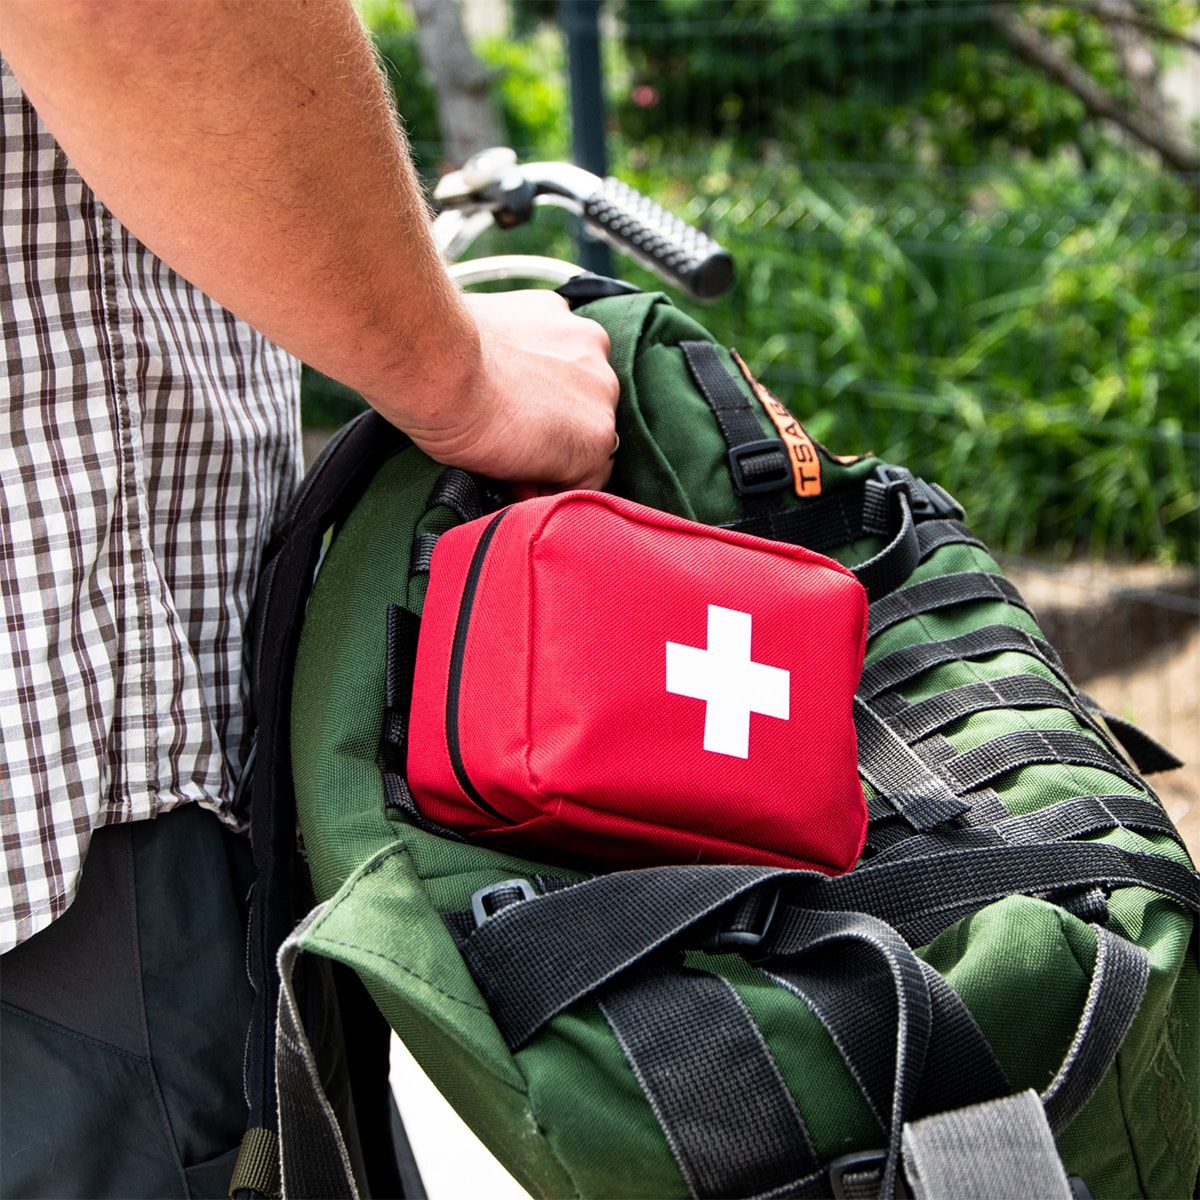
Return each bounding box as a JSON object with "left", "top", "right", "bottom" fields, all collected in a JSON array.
[{"left": 583, "top": 178, "right": 735, "bottom": 301}]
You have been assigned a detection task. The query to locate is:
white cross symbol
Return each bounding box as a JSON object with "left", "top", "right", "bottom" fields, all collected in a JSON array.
[{"left": 665, "top": 604, "right": 791, "bottom": 759}]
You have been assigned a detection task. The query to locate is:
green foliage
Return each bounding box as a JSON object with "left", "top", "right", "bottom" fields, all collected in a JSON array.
[
  {"left": 354, "top": 2, "right": 568, "bottom": 163},
  {"left": 615, "top": 0, "right": 1200, "bottom": 172},
  {"left": 478, "top": 27, "right": 570, "bottom": 159},
  {"left": 617, "top": 151, "right": 1198, "bottom": 563}
]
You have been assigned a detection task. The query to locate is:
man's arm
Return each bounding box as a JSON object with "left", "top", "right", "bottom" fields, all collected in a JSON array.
[{"left": 0, "top": 0, "right": 618, "bottom": 488}]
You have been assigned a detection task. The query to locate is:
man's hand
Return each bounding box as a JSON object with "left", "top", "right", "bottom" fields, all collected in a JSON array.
[{"left": 388, "top": 291, "right": 620, "bottom": 491}]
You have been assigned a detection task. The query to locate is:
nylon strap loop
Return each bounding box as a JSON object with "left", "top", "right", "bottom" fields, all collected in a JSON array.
[
  {"left": 427, "top": 468, "right": 483, "bottom": 524},
  {"left": 1040, "top": 926, "right": 1151, "bottom": 1135},
  {"left": 854, "top": 697, "right": 971, "bottom": 831},
  {"left": 230, "top": 1128, "right": 281, "bottom": 1199}
]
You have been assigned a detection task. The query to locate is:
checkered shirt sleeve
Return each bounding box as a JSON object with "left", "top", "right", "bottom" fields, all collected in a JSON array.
[{"left": 1, "top": 58, "right": 303, "bottom": 951}]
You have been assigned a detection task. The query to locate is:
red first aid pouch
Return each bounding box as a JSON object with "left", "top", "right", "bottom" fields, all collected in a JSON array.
[{"left": 407, "top": 491, "right": 868, "bottom": 874}]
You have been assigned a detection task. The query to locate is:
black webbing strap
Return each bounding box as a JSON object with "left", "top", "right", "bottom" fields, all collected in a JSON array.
[
  {"left": 680, "top": 341, "right": 791, "bottom": 502},
  {"left": 915, "top": 962, "right": 1011, "bottom": 1118},
  {"left": 869, "top": 793, "right": 1186, "bottom": 865},
  {"left": 725, "top": 471, "right": 947, "bottom": 604},
  {"left": 939, "top": 728, "right": 1149, "bottom": 796},
  {"left": 409, "top": 533, "right": 440, "bottom": 577},
  {"left": 859, "top": 624, "right": 1068, "bottom": 702},
  {"left": 816, "top": 841, "right": 1200, "bottom": 948},
  {"left": 597, "top": 962, "right": 822, "bottom": 1198},
  {"left": 866, "top": 573, "right": 1033, "bottom": 643},
  {"left": 726, "top": 484, "right": 877, "bottom": 549},
  {"left": 276, "top": 914, "right": 359, "bottom": 1200},
  {"left": 379, "top": 605, "right": 421, "bottom": 815},
  {"left": 851, "top": 486, "right": 923, "bottom": 604},
  {"left": 458, "top": 845, "right": 1199, "bottom": 1050},
  {"left": 854, "top": 697, "right": 971, "bottom": 831},
  {"left": 462, "top": 865, "right": 790, "bottom": 1050},
  {"left": 758, "top": 909, "right": 933, "bottom": 1200},
  {"left": 873, "top": 675, "right": 1080, "bottom": 743},
  {"left": 383, "top": 604, "right": 420, "bottom": 735},
  {"left": 243, "top": 411, "right": 409, "bottom": 1175},
  {"left": 1040, "top": 926, "right": 1150, "bottom": 1135}
]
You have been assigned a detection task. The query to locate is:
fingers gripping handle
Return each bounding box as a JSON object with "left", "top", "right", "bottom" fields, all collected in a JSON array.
[{"left": 583, "top": 178, "right": 735, "bottom": 301}]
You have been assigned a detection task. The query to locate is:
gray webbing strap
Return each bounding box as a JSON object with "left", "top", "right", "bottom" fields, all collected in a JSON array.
[
  {"left": 901, "top": 1090, "right": 1072, "bottom": 1200},
  {"left": 276, "top": 909, "right": 359, "bottom": 1200},
  {"left": 597, "top": 963, "right": 821, "bottom": 1199},
  {"left": 854, "top": 697, "right": 970, "bottom": 830},
  {"left": 1040, "top": 926, "right": 1151, "bottom": 1135}
]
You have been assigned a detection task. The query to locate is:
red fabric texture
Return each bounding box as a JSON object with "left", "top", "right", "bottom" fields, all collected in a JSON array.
[{"left": 407, "top": 492, "right": 868, "bottom": 874}]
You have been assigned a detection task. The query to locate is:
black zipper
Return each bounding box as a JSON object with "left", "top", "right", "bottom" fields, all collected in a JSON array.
[{"left": 446, "top": 508, "right": 514, "bottom": 822}]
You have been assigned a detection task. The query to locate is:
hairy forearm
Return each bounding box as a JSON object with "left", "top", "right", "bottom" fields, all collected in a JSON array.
[{"left": 0, "top": 0, "right": 479, "bottom": 431}]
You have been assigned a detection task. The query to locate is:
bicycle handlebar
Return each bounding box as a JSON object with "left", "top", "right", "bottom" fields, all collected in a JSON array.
[
  {"left": 581, "top": 177, "right": 733, "bottom": 301},
  {"left": 433, "top": 149, "right": 735, "bottom": 302}
]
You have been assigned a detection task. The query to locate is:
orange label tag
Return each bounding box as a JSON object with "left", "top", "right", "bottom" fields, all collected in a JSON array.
[{"left": 732, "top": 351, "right": 822, "bottom": 498}]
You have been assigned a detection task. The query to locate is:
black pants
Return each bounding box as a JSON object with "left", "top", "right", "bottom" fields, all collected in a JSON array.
[{"left": 1, "top": 805, "right": 256, "bottom": 1198}]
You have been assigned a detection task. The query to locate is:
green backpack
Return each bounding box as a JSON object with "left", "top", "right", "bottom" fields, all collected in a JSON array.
[{"left": 240, "top": 284, "right": 1199, "bottom": 1200}]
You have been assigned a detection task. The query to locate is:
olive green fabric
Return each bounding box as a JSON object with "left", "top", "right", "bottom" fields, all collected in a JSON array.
[{"left": 291, "top": 292, "right": 1198, "bottom": 1199}]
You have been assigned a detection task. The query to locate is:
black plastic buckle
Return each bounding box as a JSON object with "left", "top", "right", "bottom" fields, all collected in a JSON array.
[
  {"left": 470, "top": 878, "right": 537, "bottom": 929},
  {"left": 828, "top": 1149, "right": 909, "bottom": 1199},
  {"left": 728, "top": 439, "right": 791, "bottom": 497},
  {"left": 874, "top": 464, "right": 965, "bottom": 522},
  {"left": 698, "top": 886, "right": 780, "bottom": 957}
]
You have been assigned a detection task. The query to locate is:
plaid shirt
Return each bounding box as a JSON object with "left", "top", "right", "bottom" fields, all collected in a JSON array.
[{"left": 1, "top": 58, "right": 303, "bottom": 951}]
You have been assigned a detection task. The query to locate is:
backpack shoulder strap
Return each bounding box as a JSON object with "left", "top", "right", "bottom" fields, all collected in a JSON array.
[{"left": 237, "top": 411, "right": 411, "bottom": 1196}]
